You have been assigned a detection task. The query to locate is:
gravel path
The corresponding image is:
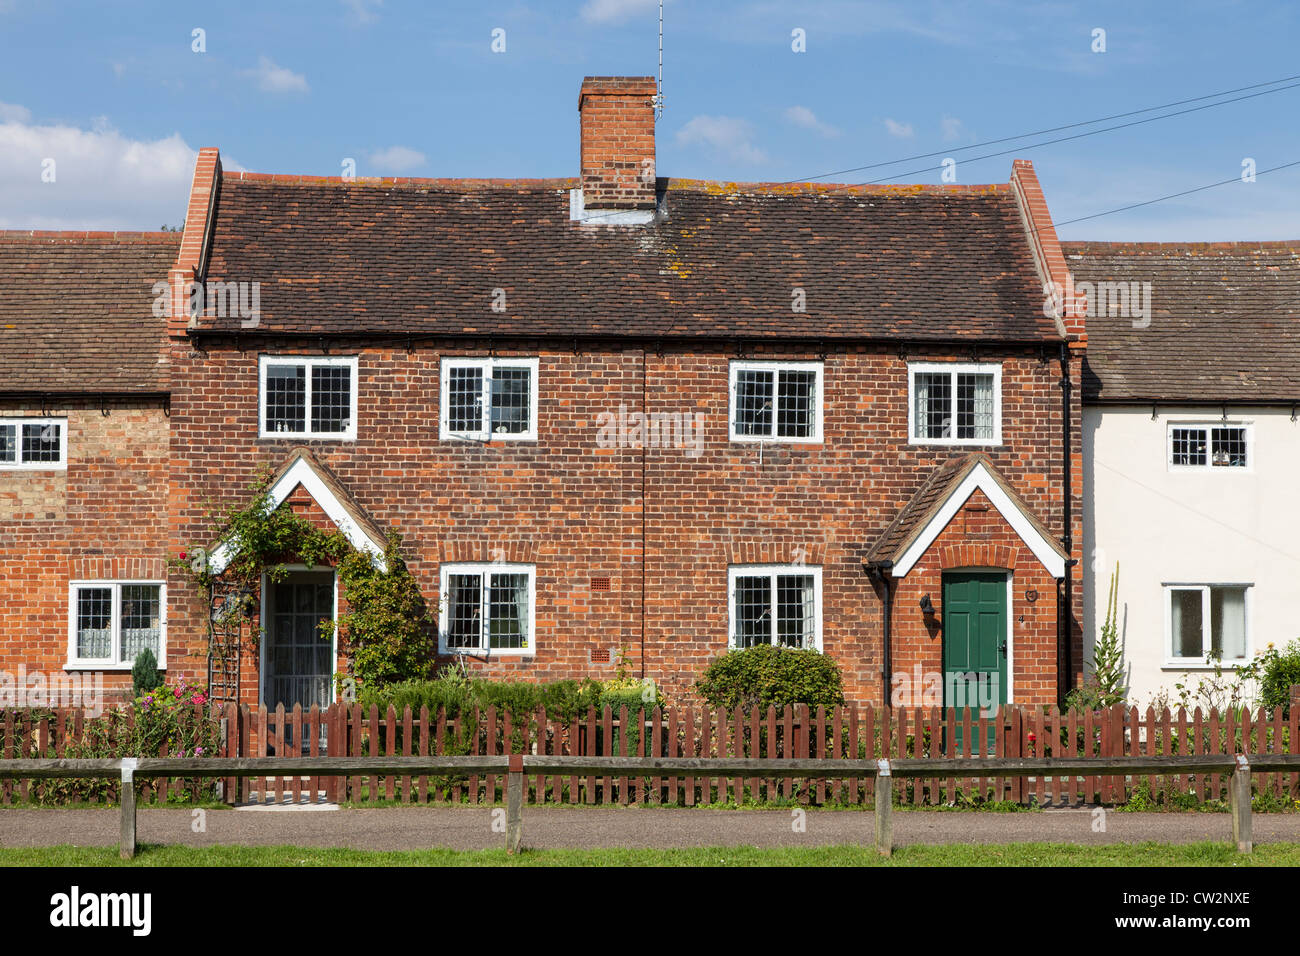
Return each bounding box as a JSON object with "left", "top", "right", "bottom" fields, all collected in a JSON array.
[{"left": 2, "top": 805, "right": 1297, "bottom": 852}]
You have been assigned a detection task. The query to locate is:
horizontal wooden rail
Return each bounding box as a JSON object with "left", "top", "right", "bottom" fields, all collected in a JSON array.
[{"left": 0, "top": 752, "right": 1280, "bottom": 858}]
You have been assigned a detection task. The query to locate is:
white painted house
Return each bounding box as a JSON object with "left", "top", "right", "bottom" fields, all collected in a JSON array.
[{"left": 1069, "top": 241, "right": 1300, "bottom": 705}]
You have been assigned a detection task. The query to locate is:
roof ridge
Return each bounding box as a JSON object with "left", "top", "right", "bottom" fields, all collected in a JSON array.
[
  {"left": 1063, "top": 240, "right": 1300, "bottom": 253},
  {"left": 221, "top": 171, "right": 1013, "bottom": 197},
  {"left": 0, "top": 230, "right": 182, "bottom": 242}
]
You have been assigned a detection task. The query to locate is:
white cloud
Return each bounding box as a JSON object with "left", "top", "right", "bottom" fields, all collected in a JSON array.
[
  {"left": 0, "top": 102, "right": 32, "bottom": 123},
  {"left": 676, "top": 115, "right": 767, "bottom": 165},
  {"left": 783, "top": 105, "right": 840, "bottom": 138},
  {"left": 341, "top": 0, "right": 382, "bottom": 24},
  {"left": 941, "top": 115, "right": 964, "bottom": 142},
  {"left": 580, "top": 0, "right": 659, "bottom": 23},
  {"left": 367, "top": 145, "right": 427, "bottom": 173},
  {"left": 883, "top": 118, "right": 914, "bottom": 139},
  {"left": 244, "top": 56, "right": 309, "bottom": 94},
  {"left": 0, "top": 106, "right": 199, "bottom": 229}
]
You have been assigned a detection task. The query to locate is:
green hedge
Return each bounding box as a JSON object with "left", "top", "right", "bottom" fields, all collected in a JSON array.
[
  {"left": 355, "top": 671, "right": 662, "bottom": 723},
  {"left": 695, "top": 644, "right": 845, "bottom": 712}
]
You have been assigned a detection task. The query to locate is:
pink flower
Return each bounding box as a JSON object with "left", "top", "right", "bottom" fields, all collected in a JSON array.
[{"left": 192, "top": 693, "right": 206, "bottom": 705}]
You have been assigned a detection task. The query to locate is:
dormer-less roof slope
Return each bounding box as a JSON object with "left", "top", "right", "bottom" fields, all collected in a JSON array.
[
  {"left": 1065, "top": 241, "right": 1300, "bottom": 403},
  {"left": 0, "top": 232, "right": 179, "bottom": 393},
  {"left": 193, "top": 175, "right": 1061, "bottom": 342}
]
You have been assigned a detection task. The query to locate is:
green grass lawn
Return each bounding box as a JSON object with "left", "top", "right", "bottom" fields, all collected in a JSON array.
[{"left": 2, "top": 841, "right": 1297, "bottom": 867}]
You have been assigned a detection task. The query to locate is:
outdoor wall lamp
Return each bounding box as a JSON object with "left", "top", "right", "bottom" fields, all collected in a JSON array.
[{"left": 919, "top": 593, "right": 935, "bottom": 615}]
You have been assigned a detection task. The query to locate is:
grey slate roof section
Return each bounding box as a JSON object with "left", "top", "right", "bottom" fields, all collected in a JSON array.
[{"left": 1064, "top": 241, "right": 1300, "bottom": 403}]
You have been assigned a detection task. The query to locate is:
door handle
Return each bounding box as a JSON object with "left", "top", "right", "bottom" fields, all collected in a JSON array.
[{"left": 998, "top": 641, "right": 1008, "bottom": 654}]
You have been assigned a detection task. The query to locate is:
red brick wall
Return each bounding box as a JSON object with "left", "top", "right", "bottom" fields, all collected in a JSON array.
[
  {"left": 888, "top": 488, "right": 1061, "bottom": 708},
  {"left": 0, "top": 399, "right": 170, "bottom": 700},
  {"left": 578, "top": 76, "right": 657, "bottom": 210},
  {"left": 167, "top": 339, "right": 1082, "bottom": 707}
]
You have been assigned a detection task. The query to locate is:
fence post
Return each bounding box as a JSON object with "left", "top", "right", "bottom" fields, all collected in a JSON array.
[
  {"left": 506, "top": 753, "right": 524, "bottom": 854},
  {"left": 874, "top": 758, "right": 892, "bottom": 857},
  {"left": 1229, "top": 754, "right": 1252, "bottom": 854},
  {"left": 119, "top": 758, "right": 138, "bottom": 860}
]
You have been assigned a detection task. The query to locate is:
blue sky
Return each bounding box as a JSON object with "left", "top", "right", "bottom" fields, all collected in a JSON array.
[{"left": 2, "top": 0, "right": 1298, "bottom": 239}]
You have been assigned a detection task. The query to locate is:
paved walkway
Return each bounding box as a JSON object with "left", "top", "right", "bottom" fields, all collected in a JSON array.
[{"left": 2, "top": 806, "right": 1298, "bottom": 851}]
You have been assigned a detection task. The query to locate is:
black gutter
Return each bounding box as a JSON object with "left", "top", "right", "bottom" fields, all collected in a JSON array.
[{"left": 190, "top": 329, "right": 1074, "bottom": 351}]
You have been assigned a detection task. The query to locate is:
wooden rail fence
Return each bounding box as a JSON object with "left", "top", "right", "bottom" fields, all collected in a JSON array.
[
  {"left": 3, "top": 752, "right": 1296, "bottom": 859},
  {"left": 3, "top": 700, "right": 1298, "bottom": 808}
]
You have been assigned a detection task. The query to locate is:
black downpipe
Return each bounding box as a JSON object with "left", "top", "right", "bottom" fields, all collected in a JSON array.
[
  {"left": 1059, "top": 342, "right": 1074, "bottom": 699},
  {"left": 867, "top": 561, "right": 895, "bottom": 706}
]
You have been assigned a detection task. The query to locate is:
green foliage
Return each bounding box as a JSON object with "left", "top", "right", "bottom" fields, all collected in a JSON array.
[
  {"left": 695, "top": 644, "right": 845, "bottom": 713},
  {"left": 177, "top": 471, "right": 438, "bottom": 689},
  {"left": 323, "top": 538, "right": 436, "bottom": 688},
  {"left": 17, "top": 679, "right": 223, "bottom": 805},
  {"left": 1257, "top": 639, "right": 1300, "bottom": 716},
  {"left": 131, "top": 648, "right": 164, "bottom": 697},
  {"left": 356, "top": 669, "right": 661, "bottom": 724},
  {"left": 1173, "top": 650, "right": 1263, "bottom": 714},
  {"left": 1066, "top": 563, "right": 1127, "bottom": 711}
]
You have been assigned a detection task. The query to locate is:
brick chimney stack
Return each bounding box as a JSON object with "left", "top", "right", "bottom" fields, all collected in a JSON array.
[{"left": 578, "top": 76, "right": 658, "bottom": 211}]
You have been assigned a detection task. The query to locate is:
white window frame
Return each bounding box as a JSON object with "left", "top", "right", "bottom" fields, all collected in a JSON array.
[
  {"left": 0, "top": 417, "right": 68, "bottom": 470},
  {"left": 727, "top": 564, "right": 823, "bottom": 651},
  {"left": 440, "top": 357, "right": 540, "bottom": 442},
  {"left": 1162, "top": 582, "right": 1252, "bottom": 668},
  {"left": 1166, "top": 421, "right": 1253, "bottom": 472},
  {"left": 438, "top": 562, "right": 537, "bottom": 656},
  {"left": 66, "top": 580, "right": 167, "bottom": 671},
  {"left": 728, "top": 360, "right": 824, "bottom": 443},
  {"left": 258, "top": 355, "right": 359, "bottom": 441},
  {"left": 907, "top": 362, "right": 1003, "bottom": 446}
]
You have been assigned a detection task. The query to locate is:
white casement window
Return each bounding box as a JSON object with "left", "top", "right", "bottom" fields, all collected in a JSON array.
[
  {"left": 1168, "top": 423, "right": 1251, "bottom": 470},
  {"left": 728, "top": 361, "right": 823, "bottom": 442},
  {"left": 440, "top": 358, "right": 540, "bottom": 441},
  {"left": 908, "top": 363, "right": 1002, "bottom": 445},
  {"left": 1165, "top": 584, "right": 1250, "bottom": 665},
  {"left": 727, "top": 565, "right": 822, "bottom": 650},
  {"left": 0, "top": 417, "right": 67, "bottom": 470},
  {"left": 438, "top": 563, "right": 536, "bottom": 655},
  {"left": 258, "top": 356, "right": 358, "bottom": 440},
  {"left": 67, "top": 581, "right": 166, "bottom": 670}
]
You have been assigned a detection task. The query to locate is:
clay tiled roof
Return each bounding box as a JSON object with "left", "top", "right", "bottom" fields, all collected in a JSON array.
[
  {"left": 0, "top": 231, "right": 178, "bottom": 393},
  {"left": 1064, "top": 241, "right": 1300, "bottom": 403},
  {"left": 194, "top": 175, "right": 1061, "bottom": 341}
]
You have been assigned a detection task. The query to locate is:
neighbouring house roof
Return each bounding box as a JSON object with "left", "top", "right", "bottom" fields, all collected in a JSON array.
[
  {"left": 865, "top": 453, "right": 1068, "bottom": 578},
  {"left": 191, "top": 174, "right": 1062, "bottom": 342},
  {"left": 1064, "top": 241, "right": 1300, "bottom": 403},
  {"left": 207, "top": 448, "right": 389, "bottom": 574},
  {"left": 0, "top": 231, "right": 178, "bottom": 393}
]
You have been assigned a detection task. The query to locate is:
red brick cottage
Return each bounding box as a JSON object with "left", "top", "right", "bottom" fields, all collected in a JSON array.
[{"left": 2, "top": 76, "right": 1085, "bottom": 710}]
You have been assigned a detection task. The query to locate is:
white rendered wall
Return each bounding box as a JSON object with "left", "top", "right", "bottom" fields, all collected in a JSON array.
[{"left": 1083, "top": 405, "right": 1300, "bottom": 704}]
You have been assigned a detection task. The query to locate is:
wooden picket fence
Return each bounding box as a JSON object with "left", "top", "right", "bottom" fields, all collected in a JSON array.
[
  {"left": 221, "top": 700, "right": 1299, "bottom": 808},
  {"left": 4, "top": 699, "right": 1298, "bottom": 809}
]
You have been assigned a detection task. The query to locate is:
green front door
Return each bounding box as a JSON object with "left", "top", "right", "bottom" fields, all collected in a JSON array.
[{"left": 943, "top": 571, "right": 1008, "bottom": 753}]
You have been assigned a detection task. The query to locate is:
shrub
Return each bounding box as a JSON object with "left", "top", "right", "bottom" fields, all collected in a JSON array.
[
  {"left": 1258, "top": 639, "right": 1300, "bottom": 716},
  {"left": 695, "top": 644, "right": 845, "bottom": 712},
  {"left": 131, "top": 648, "right": 164, "bottom": 697}
]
